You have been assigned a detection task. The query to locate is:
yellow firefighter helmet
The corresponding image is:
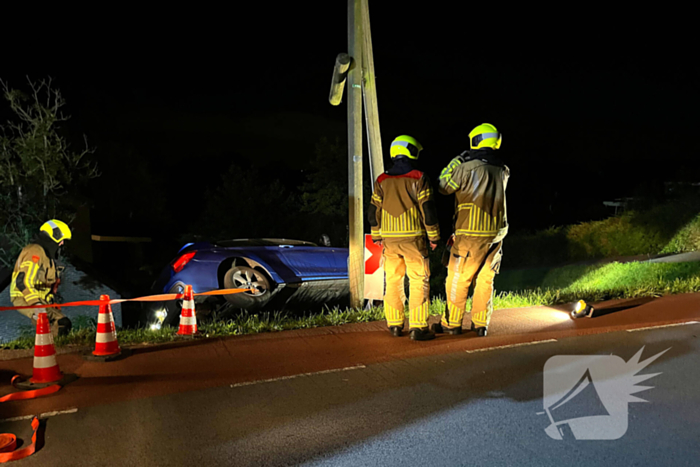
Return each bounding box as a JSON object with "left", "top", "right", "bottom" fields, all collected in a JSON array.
[
  {"left": 40, "top": 219, "right": 72, "bottom": 243},
  {"left": 469, "top": 123, "right": 502, "bottom": 150},
  {"left": 390, "top": 135, "right": 423, "bottom": 159}
]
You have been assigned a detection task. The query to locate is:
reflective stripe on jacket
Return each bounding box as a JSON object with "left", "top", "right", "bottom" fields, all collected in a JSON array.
[
  {"left": 439, "top": 151, "right": 509, "bottom": 242},
  {"left": 10, "top": 243, "right": 58, "bottom": 306},
  {"left": 369, "top": 168, "right": 440, "bottom": 243}
]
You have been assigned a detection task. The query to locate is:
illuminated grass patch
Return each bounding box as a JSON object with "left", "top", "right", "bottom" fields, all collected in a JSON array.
[{"left": 2, "top": 260, "right": 699, "bottom": 350}]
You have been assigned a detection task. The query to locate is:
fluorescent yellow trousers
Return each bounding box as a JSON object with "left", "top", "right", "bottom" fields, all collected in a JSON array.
[
  {"left": 443, "top": 237, "right": 502, "bottom": 329},
  {"left": 383, "top": 240, "right": 430, "bottom": 330}
]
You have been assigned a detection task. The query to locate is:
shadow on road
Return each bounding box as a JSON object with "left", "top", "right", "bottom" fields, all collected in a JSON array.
[{"left": 592, "top": 297, "right": 656, "bottom": 317}]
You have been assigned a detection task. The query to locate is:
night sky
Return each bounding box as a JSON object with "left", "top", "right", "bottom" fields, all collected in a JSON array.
[{"left": 3, "top": 4, "right": 698, "bottom": 239}]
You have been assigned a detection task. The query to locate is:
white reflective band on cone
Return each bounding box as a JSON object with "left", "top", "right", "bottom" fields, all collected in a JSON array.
[
  {"left": 97, "top": 313, "right": 114, "bottom": 324},
  {"left": 96, "top": 333, "right": 116, "bottom": 343},
  {"left": 33, "top": 355, "right": 58, "bottom": 369},
  {"left": 179, "top": 316, "right": 197, "bottom": 325},
  {"left": 35, "top": 333, "right": 54, "bottom": 346}
]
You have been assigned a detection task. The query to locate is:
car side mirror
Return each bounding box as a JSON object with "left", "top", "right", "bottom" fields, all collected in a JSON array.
[{"left": 319, "top": 234, "right": 332, "bottom": 247}]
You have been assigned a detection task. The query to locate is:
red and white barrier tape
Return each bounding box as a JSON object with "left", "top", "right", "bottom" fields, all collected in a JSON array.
[{"left": 0, "top": 288, "right": 251, "bottom": 312}]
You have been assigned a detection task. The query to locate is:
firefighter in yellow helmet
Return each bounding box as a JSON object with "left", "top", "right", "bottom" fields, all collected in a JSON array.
[
  {"left": 10, "top": 220, "right": 73, "bottom": 336},
  {"left": 433, "top": 123, "right": 509, "bottom": 337},
  {"left": 368, "top": 135, "right": 440, "bottom": 341}
]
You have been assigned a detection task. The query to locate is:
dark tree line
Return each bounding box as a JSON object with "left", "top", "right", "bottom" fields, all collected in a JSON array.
[
  {"left": 0, "top": 77, "right": 99, "bottom": 267},
  {"left": 193, "top": 138, "right": 353, "bottom": 248}
]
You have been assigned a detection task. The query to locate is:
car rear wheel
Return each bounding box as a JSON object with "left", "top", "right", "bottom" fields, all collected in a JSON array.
[{"left": 223, "top": 265, "right": 272, "bottom": 310}]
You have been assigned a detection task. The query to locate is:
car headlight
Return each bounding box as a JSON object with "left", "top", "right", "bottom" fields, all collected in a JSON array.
[{"left": 150, "top": 323, "right": 162, "bottom": 331}]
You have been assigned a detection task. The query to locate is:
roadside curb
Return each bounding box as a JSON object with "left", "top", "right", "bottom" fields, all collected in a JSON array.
[
  {"left": 3, "top": 293, "right": 700, "bottom": 362},
  {"left": 0, "top": 345, "right": 93, "bottom": 362},
  {"left": 0, "top": 320, "right": 389, "bottom": 362}
]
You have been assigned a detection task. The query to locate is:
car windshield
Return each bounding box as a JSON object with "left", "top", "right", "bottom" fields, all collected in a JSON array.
[{"left": 214, "top": 238, "right": 318, "bottom": 247}]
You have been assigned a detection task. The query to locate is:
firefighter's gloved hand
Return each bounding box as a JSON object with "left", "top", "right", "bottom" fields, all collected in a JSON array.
[
  {"left": 429, "top": 241, "right": 438, "bottom": 251},
  {"left": 373, "top": 239, "right": 383, "bottom": 246}
]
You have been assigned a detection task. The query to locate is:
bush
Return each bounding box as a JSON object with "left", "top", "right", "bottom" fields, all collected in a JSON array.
[
  {"left": 503, "top": 195, "right": 700, "bottom": 268},
  {"left": 660, "top": 214, "right": 700, "bottom": 254}
]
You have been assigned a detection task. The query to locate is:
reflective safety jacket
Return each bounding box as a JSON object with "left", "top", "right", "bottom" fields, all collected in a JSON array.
[
  {"left": 10, "top": 243, "right": 59, "bottom": 306},
  {"left": 438, "top": 148, "right": 509, "bottom": 243},
  {"left": 369, "top": 159, "right": 440, "bottom": 244}
]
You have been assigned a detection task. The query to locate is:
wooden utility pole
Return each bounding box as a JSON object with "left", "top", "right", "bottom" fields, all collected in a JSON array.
[
  {"left": 360, "top": 0, "right": 384, "bottom": 182},
  {"left": 346, "top": 0, "right": 364, "bottom": 308},
  {"left": 329, "top": 0, "right": 385, "bottom": 308}
]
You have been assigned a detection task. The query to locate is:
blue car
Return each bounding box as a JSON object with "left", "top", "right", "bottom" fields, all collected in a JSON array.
[{"left": 146, "top": 238, "right": 349, "bottom": 329}]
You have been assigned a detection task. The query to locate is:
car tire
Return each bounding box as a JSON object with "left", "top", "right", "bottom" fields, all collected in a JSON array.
[{"left": 223, "top": 265, "right": 272, "bottom": 310}]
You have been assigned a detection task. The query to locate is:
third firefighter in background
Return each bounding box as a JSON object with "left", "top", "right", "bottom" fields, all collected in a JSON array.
[
  {"left": 368, "top": 135, "right": 440, "bottom": 341},
  {"left": 10, "top": 219, "right": 73, "bottom": 336}
]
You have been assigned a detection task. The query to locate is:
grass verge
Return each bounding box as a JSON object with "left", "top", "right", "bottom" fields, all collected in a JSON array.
[
  {"left": 504, "top": 195, "right": 700, "bottom": 268},
  {"left": 2, "top": 259, "right": 699, "bottom": 350}
]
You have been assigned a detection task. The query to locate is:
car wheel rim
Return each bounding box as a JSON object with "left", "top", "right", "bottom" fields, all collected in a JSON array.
[{"left": 232, "top": 270, "right": 267, "bottom": 297}]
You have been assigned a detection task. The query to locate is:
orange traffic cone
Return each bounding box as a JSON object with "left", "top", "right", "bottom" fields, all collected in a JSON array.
[
  {"left": 84, "top": 295, "right": 130, "bottom": 361},
  {"left": 93, "top": 295, "right": 120, "bottom": 355},
  {"left": 176, "top": 285, "right": 198, "bottom": 337},
  {"left": 30, "top": 310, "right": 62, "bottom": 384},
  {"left": 14, "top": 309, "right": 78, "bottom": 389}
]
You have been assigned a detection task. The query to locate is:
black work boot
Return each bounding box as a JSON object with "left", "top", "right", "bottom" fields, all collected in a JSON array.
[
  {"left": 434, "top": 322, "right": 462, "bottom": 335},
  {"left": 409, "top": 328, "right": 436, "bottom": 341},
  {"left": 389, "top": 326, "right": 403, "bottom": 337},
  {"left": 57, "top": 317, "right": 72, "bottom": 337},
  {"left": 470, "top": 322, "right": 488, "bottom": 337}
]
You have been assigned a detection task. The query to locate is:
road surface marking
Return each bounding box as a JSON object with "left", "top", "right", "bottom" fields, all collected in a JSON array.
[
  {"left": 230, "top": 365, "right": 367, "bottom": 388},
  {"left": 0, "top": 407, "right": 78, "bottom": 423},
  {"left": 465, "top": 339, "right": 558, "bottom": 353},
  {"left": 626, "top": 321, "right": 700, "bottom": 332}
]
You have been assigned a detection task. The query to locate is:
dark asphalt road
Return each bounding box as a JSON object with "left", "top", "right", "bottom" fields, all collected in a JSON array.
[{"left": 3, "top": 323, "right": 698, "bottom": 466}]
